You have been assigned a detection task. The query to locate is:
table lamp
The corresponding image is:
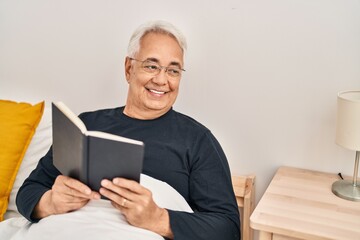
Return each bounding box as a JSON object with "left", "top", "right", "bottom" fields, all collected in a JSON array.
[{"left": 332, "top": 90, "right": 360, "bottom": 201}]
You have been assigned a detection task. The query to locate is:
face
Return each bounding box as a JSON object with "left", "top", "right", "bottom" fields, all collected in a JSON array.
[{"left": 124, "top": 32, "right": 184, "bottom": 119}]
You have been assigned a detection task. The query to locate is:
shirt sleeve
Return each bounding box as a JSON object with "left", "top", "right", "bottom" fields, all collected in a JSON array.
[
  {"left": 16, "top": 147, "right": 61, "bottom": 222},
  {"left": 168, "top": 131, "right": 240, "bottom": 240}
]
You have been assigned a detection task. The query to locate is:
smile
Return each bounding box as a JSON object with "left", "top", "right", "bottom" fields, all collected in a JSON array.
[{"left": 147, "top": 88, "right": 167, "bottom": 95}]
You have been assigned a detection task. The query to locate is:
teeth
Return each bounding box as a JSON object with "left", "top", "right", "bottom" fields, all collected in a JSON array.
[{"left": 150, "top": 89, "right": 165, "bottom": 95}]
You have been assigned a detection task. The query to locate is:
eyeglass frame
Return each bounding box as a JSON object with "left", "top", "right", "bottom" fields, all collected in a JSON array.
[{"left": 128, "top": 57, "right": 185, "bottom": 78}]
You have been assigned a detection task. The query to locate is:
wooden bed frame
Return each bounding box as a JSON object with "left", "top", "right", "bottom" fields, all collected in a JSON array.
[{"left": 232, "top": 174, "right": 256, "bottom": 240}]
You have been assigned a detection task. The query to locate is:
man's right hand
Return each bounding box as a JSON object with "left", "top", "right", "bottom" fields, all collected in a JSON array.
[{"left": 32, "top": 175, "right": 101, "bottom": 219}]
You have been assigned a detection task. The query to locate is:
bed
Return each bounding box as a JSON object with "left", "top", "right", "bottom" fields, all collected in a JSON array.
[{"left": 0, "top": 100, "right": 255, "bottom": 240}]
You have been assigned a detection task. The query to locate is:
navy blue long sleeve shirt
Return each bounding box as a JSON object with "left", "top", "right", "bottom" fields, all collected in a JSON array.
[{"left": 16, "top": 107, "right": 240, "bottom": 240}]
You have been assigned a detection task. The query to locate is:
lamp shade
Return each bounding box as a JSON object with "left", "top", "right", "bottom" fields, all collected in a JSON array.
[{"left": 336, "top": 90, "right": 360, "bottom": 151}]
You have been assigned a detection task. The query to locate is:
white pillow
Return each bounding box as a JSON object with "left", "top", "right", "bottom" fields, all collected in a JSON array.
[
  {"left": 4, "top": 105, "right": 52, "bottom": 219},
  {"left": 140, "top": 174, "right": 193, "bottom": 213}
]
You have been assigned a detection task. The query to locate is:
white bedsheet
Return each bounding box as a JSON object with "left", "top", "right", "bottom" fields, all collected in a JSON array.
[{"left": 0, "top": 174, "right": 193, "bottom": 240}]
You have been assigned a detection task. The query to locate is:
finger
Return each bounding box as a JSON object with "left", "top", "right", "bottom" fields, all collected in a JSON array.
[
  {"left": 101, "top": 179, "right": 139, "bottom": 202},
  {"left": 111, "top": 200, "right": 130, "bottom": 211},
  {"left": 55, "top": 186, "right": 93, "bottom": 202},
  {"left": 63, "top": 187, "right": 100, "bottom": 200},
  {"left": 57, "top": 198, "right": 90, "bottom": 214},
  {"left": 112, "top": 178, "right": 153, "bottom": 204},
  {"left": 99, "top": 187, "right": 132, "bottom": 208},
  {"left": 56, "top": 175, "right": 99, "bottom": 199},
  {"left": 62, "top": 176, "right": 92, "bottom": 195},
  {"left": 112, "top": 178, "right": 145, "bottom": 194}
]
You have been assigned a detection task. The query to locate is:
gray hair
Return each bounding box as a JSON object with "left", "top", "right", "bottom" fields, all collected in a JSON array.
[{"left": 127, "top": 20, "right": 187, "bottom": 58}]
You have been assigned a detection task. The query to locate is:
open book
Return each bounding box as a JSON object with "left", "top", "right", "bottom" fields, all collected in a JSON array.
[{"left": 52, "top": 102, "right": 144, "bottom": 191}]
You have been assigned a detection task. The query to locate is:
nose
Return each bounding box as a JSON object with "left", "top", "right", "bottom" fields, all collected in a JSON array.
[{"left": 152, "top": 68, "right": 168, "bottom": 85}]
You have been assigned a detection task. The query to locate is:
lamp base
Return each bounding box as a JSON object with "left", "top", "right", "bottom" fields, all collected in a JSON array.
[{"left": 332, "top": 180, "right": 360, "bottom": 201}]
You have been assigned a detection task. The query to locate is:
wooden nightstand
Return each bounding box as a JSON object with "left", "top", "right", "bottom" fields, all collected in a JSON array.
[{"left": 250, "top": 166, "right": 360, "bottom": 240}]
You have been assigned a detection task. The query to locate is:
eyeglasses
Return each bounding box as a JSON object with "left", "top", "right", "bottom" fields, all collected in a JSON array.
[{"left": 129, "top": 57, "right": 185, "bottom": 78}]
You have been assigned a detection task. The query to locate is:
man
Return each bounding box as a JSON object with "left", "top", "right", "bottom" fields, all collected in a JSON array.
[{"left": 17, "top": 20, "right": 240, "bottom": 240}]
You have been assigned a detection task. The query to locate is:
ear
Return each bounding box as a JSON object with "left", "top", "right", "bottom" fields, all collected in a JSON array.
[{"left": 125, "top": 57, "right": 132, "bottom": 82}]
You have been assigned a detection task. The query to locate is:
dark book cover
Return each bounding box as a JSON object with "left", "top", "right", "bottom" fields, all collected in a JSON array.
[{"left": 52, "top": 102, "right": 144, "bottom": 191}]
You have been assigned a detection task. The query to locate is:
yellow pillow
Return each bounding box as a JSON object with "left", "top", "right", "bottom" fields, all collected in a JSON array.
[{"left": 0, "top": 100, "right": 44, "bottom": 221}]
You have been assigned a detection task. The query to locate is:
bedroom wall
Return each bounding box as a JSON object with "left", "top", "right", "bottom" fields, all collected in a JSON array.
[{"left": 1, "top": 0, "right": 360, "bottom": 222}]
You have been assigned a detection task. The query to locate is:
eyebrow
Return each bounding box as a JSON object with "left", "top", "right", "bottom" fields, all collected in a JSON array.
[{"left": 146, "top": 57, "right": 183, "bottom": 69}]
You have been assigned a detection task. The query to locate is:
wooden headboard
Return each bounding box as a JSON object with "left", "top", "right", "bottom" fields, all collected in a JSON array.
[{"left": 232, "top": 175, "right": 256, "bottom": 240}]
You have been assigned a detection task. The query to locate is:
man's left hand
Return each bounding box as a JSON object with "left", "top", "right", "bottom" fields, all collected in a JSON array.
[{"left": 99, "top": 177, "right": 173, "bottom": 238}]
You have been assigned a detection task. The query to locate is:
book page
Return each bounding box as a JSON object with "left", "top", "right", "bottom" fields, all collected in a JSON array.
[
  {"left": 54, "top": 101, "right": 144, "bottom": 146},
  {"left": 86, "top": 131, "right": 144, "bottom": 146},
  {"left": 53, "top": 102, "right": 87, "bottom": 133}
]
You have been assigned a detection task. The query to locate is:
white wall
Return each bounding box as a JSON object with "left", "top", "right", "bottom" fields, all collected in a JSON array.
[{"left": 1, "top": 0, "right": 360, "bottom": 222}]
